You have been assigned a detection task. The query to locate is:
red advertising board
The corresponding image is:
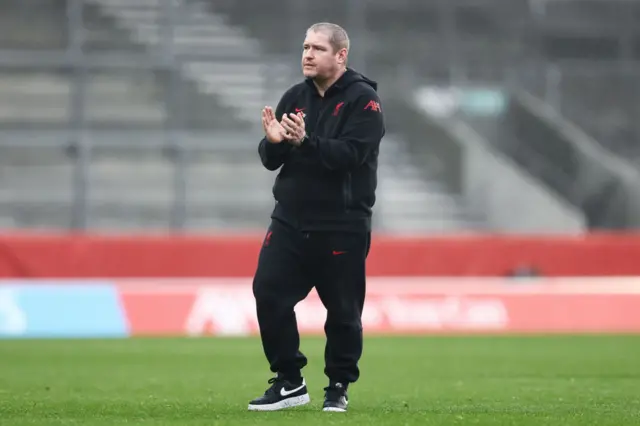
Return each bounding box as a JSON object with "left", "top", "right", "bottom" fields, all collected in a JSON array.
[
  {"left": 1, "top": 233, "right": 640, "bottom": 277},
  {"left": 117, "top": 277, "right": 640, "bottom": 336}
]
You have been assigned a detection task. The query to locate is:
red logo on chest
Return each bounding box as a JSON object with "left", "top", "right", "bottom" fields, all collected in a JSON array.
[
  {"left": 294, "top": 107, "right": 306, "bottom": 119},
  {"left": 333, "top": 102, "right": 345, "bottom": 116}
]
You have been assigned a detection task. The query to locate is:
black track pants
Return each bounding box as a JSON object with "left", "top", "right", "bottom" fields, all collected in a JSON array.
[{"left": 252, "top": 218, "right": 370, "bottom": 384}]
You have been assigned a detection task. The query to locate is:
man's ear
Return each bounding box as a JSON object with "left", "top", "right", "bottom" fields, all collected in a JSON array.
[{"left": 337, "top": 48, "right": 348, "bottom": 65}]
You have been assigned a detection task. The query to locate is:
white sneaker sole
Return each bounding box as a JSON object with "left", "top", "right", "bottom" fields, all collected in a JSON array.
[
  {"left": 323, "top": 406, "right": 347, "bottom": 412},
  {"left": 248, "top": 393, "right": 311, "bottom": 411}
]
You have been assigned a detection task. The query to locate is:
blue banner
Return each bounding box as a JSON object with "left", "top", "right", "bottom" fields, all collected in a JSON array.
[{"left": 0, "top": 282, "right": 127, "bottom": 338}]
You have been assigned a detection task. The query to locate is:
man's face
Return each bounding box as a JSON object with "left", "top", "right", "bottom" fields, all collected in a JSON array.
[{"left": 301, "top": 30, "right": 345, "bottom": 80}]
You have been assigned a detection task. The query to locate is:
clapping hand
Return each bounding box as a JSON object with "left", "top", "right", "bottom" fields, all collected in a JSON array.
[
  {"left": 262, "top": 106, "right": 287, "bottom": 144},
  {"left": 281, "top": 113, "right": 306, "bottom": 146}
]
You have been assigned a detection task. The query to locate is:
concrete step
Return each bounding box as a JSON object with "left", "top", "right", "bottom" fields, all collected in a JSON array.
[{"left": 93, "top": 0, "right": 167, "bottom": 7}]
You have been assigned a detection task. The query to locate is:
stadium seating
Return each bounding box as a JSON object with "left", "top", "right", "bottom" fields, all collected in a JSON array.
[
  {"left": 0, "top": 0, "right": 266, "bottom": 230},
  {"left": 207, "top": 0, "right": 530, "bottom": 84},
  {"left": 0, "top": 0, "right": 479, "bottom": 232},
  {"left": 551, "top": 67, "right": 640, "bottom": 164},
  {"left": 2, "top": 0, "right": 638, "bottom": 231},
  {"left": 525, "top": 0, "right": 640, "bottom": 166}
]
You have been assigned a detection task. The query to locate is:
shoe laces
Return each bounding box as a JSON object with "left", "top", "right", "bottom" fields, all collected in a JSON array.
[{"left": 264, "top": 376, "right": 284, "bottom": 396}]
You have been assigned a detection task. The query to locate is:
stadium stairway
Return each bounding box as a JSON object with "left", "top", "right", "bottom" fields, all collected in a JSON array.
[
  {"left": 0, "top": 0, "right": 483, "bottom": 232},
  {"left": 378, "top": 134, "right": 482, "bottom": 233},
  {"left": 87, "top": 0, "right": 291, "bottom": 127},
  {"left": 83, "top": 0, "right": 482, "bottom": 233}
]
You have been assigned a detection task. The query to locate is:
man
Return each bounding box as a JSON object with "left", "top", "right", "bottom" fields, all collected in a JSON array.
[{"left": 248, "top": 22, "right": 385, "bottom": 413}]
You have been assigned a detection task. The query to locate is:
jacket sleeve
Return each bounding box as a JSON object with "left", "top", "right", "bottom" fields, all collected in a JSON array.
[
  {"left": 258, "top": 94, "right": 293, "bottom": 171},
  {"left": 297, "top": 92, "right": 385, "bottom": 172}
]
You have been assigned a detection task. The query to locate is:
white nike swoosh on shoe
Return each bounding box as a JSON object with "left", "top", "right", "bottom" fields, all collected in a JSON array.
[{"left": 280, "top": 383, "right": 305, "bottom": 397}]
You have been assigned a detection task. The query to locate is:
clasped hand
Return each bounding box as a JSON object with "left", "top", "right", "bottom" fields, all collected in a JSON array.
[{"left": 262, "top": 106, "right": 306, "bottom": 146}]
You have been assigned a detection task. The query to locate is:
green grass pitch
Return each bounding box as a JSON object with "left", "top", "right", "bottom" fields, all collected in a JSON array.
[{"left": 1, "top": 335, "right": 639, "bottom": 425}]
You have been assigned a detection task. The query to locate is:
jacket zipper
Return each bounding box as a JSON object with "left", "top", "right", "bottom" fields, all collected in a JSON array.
[
  {"left": 315, "top": 93, "right": 352, "bottom": 213},
  {"left": 343, "top": 173, "right": 352, "bottom": 212},
  {"left": 315, "top": 96, "right": 324, "bottom": 127}
]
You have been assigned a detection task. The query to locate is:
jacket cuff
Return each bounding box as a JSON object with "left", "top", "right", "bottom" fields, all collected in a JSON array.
[
  {"left": 264, "top": 139, "right": 290, "bottom": 152},
  {"left": 298, "top": 134, "right": 315, "bottom": 152}
]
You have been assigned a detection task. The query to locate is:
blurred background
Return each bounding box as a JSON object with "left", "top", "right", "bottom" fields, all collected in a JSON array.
[
  {"left": 2, "top": 0, "right": 640, "bottom": 235},
  {"left": 2, "top": 0, "right": 640, "bottom": 381}
]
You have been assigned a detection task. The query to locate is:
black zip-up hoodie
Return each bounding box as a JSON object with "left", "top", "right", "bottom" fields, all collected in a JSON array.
[{"left": 258, "top": 68, "right": 385, "bottom": 233}]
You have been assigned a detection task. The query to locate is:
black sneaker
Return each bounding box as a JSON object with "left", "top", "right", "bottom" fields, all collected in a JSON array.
[
  {"left": 248, "top": 376, "right": 310, "bottom": 411},
  {"left": 322, "top": 382, "right": 349, "bottom": 412}
]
